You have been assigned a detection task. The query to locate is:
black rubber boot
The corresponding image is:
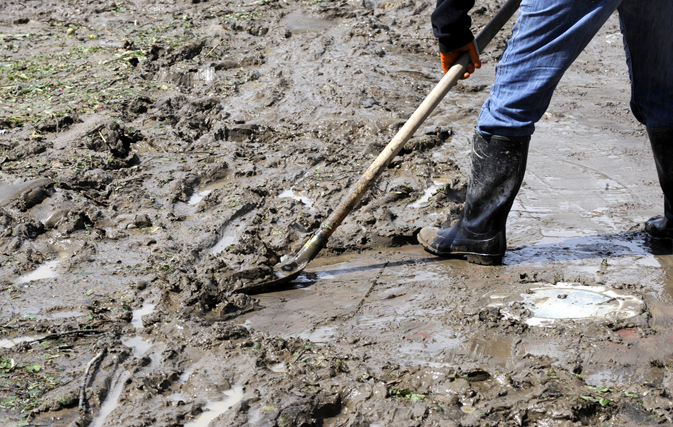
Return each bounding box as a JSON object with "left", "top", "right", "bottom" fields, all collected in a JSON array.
[
  {"left": 644, "top": 127, "right": 673, "bottom": 240},
  {"left": 417, "top": 131, "right": 529, "bottom": 265}
]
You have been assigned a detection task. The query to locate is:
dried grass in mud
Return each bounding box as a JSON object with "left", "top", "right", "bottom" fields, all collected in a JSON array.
[{"left": 1, "top": 0, "right": 673, "bottom": 426}]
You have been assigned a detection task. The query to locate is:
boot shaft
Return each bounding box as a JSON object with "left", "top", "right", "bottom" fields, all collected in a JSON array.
[
  {"left": 647, "top": 127, "right": 673, "bottom": 219},
  {"left": 462, "top": 132, "right": 530, "bottom": 235}
]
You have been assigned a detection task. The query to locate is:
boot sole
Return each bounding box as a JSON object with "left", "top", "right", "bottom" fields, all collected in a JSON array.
[
  {"left": 418, "top": 239, "right": 503, "bottom": 266},
  {"left": 466, "top": 254, "right": 503, "bottom": 265}
]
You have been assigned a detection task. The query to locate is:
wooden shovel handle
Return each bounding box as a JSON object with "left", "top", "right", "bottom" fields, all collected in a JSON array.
[
  {"left": 320, "top": 0, "right": 522, "bottom": 236},
  {"left": 274, "top": 0, "right": 523, "bottom": 274}
]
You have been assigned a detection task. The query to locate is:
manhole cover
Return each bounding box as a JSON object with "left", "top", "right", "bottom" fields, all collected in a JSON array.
[{"left": 490, "top": 282, "right": 645, "bottom": 327}]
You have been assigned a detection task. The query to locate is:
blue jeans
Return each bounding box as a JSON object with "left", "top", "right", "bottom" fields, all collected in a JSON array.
[{"left": 476, "top": 0, "right": 673, "bottom": 138}]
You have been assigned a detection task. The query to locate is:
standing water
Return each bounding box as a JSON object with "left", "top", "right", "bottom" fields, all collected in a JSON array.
[
  {"left": 89, "top": 370, "right": 133, "bottom": 427},
  {"left": 130, "top": 302, "right": 156, "bottom": 330},
  {"left": 183, "top": 384, "right": 244, "bottom": 427},
  {"left": 15, "top": 260, "right": 60, "bottom": 284}
]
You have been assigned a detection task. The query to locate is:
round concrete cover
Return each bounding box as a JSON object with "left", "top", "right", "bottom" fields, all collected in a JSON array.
[
  {"left": 521, "top": 283, "right": 644, "bottom": 326},
  {"left": 489, "top": 282, "right": 645, "bottom": 327}
]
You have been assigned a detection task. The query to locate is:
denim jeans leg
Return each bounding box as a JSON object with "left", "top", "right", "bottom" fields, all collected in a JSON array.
[
  {"left": 476, "top": 0, "right": 622, "bottom": 138},
  {"left": 618, "top": 0, "right": 673, "bottom": 130}
]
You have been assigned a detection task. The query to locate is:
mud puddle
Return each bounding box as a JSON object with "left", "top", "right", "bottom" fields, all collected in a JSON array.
[
  {"left": 43, "top": 310, "right": 85, "bottom": 319},
  {"left": 178, "top": 364, "right": 197, "bottom": 384},
  {"left": 89, "top": 370, "right": 133, "bottom": 427},
  {"left": 276, "top": 161, "right": 326, "bottom": 211},
  {"left": 122, "top": 301, "right": 159, "bottom": 360},
  {"left": 0, "top": 334, "right": 47, "bottom": 349},
  {"left": 130, "top": 301, "right": 156, "bottom": 330},
  {"left": 208, "top": 232, "right": 239, "bottom": 256},
  {"left": 181, "top": 384, "right": 244, "bottom": 427},
  {"left": 408, "top": 175, "right": 452, "bottom": 209},
  {"left": 278, "top": 188, "right": 315, "bottom": 210},
  {"left": 208, "top": 226, "right": 243, "bottom": 256},
  {"left": 15, "top": 260, "right": 61, "bottom": 284},
  {"left": 187, "top": 179, "right": 229, "bottom": 206}
]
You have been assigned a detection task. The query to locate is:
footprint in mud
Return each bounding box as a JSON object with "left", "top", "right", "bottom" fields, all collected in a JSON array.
[
  {"left": 89, "top": 370, "right": 133, "bottom": 427},
  {"left": 408, "top": 176, "right": 452, "bottom": 209},
  {"left": 29, "top": 188, "right": 76, "bottom": 229},
  {"left": 208, "top": 233, "right": 238, "bottom": 256},
  {"left": 120, "top": 302, "right": 159, "bottom": 360},
  {"left": 121, "top": 302, "right": 158, "bottom": 359}
]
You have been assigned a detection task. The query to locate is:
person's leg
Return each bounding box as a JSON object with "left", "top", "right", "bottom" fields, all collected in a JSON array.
[
  {"left": 618, "top": 0, "right": 673, "bottom": 130},
  {"left": 618, "top": 0, "right": 673, "bottom": 239},
  {"left": 419, "top": 0, "right": 623, "bottom": 263},
  {"left": 477, "top": 0, "right": 622, "bottom": 138}
]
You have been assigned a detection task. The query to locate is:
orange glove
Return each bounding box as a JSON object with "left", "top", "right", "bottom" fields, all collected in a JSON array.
[{"left": 440, "top": 40, "right": 481, "bottom": 79}]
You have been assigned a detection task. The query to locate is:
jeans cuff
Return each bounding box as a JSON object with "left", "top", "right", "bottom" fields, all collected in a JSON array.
[{"left": 475, "top": 129, "right": 531, "bottom": 144}]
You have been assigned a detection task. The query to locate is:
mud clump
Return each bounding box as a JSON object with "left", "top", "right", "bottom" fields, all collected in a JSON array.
[{"left": 83, "top": 122, "right": 142, "bottom": 159}]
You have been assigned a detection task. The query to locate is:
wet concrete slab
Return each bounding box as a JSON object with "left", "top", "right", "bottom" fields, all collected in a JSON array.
[{"left": 243, "top": 242, "right": 673, "bottom": 387}]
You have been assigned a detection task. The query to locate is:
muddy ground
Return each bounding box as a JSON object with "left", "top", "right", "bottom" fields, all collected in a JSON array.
[{"left": 1, "top": 0, "right": 673, "bottom": 426}]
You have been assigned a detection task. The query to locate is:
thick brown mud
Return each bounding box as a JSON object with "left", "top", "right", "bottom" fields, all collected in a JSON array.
[{"left": 1, "top": 0, "right": 673, "bottom": 426}]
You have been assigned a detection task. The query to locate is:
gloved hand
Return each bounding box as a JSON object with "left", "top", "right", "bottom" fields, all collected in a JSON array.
[{"left": 440, "top": 40, "right": 481, "bottom": 79}]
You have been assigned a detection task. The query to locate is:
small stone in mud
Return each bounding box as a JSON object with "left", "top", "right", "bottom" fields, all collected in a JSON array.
[
  {"left": 211, "top": 60, "right": 240, "bottom": 71},
  {"left": 134, "top": 214, "right": 152, "bottom": 228},
  {"left": 134, "top": 280, "right": 148, "bottom": 290},
  {"left": 166, "top": 212, "right": 186, "bottom": 222}
]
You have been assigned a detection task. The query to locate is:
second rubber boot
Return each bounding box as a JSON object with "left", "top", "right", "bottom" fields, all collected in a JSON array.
[
  {"left": 645, "top": 127, "right": 673, "bottom": 239},
  {"left": 417, "top": 131, "right": 529, "bottom": 265}
]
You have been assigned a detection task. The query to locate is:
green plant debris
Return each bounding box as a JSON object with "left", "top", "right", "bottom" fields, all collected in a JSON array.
[
  {"left": 389, "top": 388, "right": 426, "bottom": 402},
  {"left": 25, "top": 363, "right": 41, "bottom": 373},
  {"left": 0, "top": 356, "right": 16, "bottom": 373}
]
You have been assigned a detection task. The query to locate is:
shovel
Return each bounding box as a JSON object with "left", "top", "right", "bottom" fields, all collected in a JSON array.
[{"left": 244, "top": 0, "right": 522, "bottom": 293}]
